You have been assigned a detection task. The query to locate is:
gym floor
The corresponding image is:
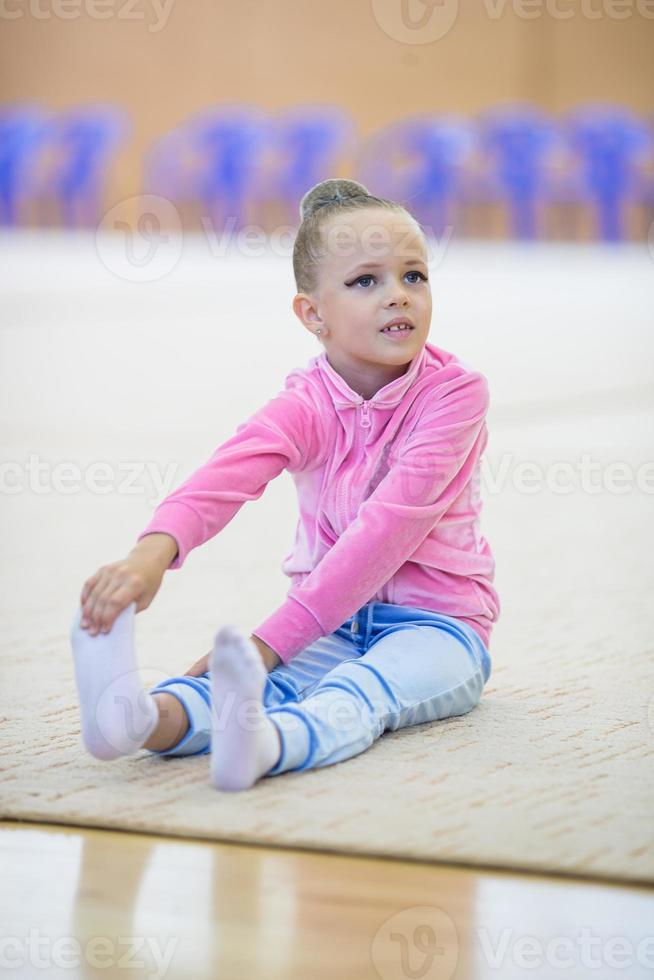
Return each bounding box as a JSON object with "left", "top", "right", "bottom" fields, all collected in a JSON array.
[{"left": 3, "top": 820, "right": 653, "bottom": 980}]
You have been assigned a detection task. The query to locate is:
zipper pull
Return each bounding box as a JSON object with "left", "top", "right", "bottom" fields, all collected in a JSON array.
[{"left": 360, "top": 401, "right": 371, "bottom": 428}]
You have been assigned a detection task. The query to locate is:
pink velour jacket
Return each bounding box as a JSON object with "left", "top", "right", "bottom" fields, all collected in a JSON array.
[{"left": 136, "top": 340, "right": 500, "bottom": 664}]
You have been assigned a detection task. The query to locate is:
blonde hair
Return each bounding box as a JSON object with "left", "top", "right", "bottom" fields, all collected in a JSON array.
[{"left": 292, "top": 177, "right": 423, "bottom": 295}]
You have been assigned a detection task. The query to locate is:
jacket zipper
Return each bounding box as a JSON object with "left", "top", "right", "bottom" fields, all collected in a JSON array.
[{"left": 337, "top": 400, "right": 372, "bottom": 523}]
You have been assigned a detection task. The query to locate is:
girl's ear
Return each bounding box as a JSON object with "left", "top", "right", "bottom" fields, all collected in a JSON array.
[{"left": 293, "top": 293, "right": 323, "bottom": 330}]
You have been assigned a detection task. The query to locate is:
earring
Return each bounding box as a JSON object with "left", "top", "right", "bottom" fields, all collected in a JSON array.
[{"left": 316, "top": 328, "right": 322, "bottom": 335}]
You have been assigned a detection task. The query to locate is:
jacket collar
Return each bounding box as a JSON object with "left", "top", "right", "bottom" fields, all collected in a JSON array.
[{"left": 314, "top": 344, "right": 428, "bottom": 409}]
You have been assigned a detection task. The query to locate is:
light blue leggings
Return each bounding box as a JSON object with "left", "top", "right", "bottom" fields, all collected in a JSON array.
[{"left": 145, "top": 601, "right": 492, "bottom": 777}]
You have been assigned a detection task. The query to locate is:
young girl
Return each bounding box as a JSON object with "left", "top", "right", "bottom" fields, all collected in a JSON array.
[{"left": 70, "top": 177, "right": 500, "bottom": 792}]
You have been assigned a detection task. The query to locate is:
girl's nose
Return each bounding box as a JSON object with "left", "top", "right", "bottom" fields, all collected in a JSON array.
[{"left": 386, "top": 292, "right": 409, "bottom": 307}]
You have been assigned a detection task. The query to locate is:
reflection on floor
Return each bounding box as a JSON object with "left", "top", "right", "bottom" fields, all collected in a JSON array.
[{"left": 2, "top": 821, "right": 653, "bottom": 980}]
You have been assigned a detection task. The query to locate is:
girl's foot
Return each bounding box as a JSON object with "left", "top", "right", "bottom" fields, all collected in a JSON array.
[
  {"left": 69, "top": 602, "right": 159, "bottom": 760},
  {"left": 209, "top": 624, "right": 282, "bottom": 791}
]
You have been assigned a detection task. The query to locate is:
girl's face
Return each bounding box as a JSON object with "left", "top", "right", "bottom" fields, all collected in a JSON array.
[{"left": 293, "top": 207, "right": 432, "bottom": 388}]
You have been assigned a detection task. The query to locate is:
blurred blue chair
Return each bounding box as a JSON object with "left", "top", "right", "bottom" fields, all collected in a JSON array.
[
  {"left": 0, "top": 103, "right": 51, "bottom": 225},
  {"left": 145, "top": 105, "right": 271, "bottom": 233},
  {"left": 476, "top": 102, "right": 560, "bottom": 239},
  {"left": 261, "top": 105, "right": 357, "bottom": 223},
  {"left": 45, "top": 103, "right": 130, "bottom": 226},
  {"left": 189, "top": 105, "right": 271, "bottom": 231},
  {"left": 634, "top": 113, "right": 654, "bottom": 237},
  {"left": 564, "top": 103, "right": 653, "bottom": 241},
  {"left": 143, "top": 127, "right": 191, "bottom": 202},
  {"left": 356, "top": 114, "right": 476, "bottom": 238}
]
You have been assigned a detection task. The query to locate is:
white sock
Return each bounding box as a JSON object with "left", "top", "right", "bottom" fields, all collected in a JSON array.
[
  {"left": 209, "top": 624, "right": 282, "bottom": 791},
  {"left": 69, "top": 601, "right": 159, "bottom": 760}
]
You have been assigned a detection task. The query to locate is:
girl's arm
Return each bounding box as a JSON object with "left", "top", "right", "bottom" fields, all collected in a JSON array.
[
  {"left": 252, "top": 372, "right": 490, "bottom": 666},
  {"left": 183, "top": 634, "right": 281, "bottom": 676},
  {"left": 82, "top": 385, "right": 315, "bottom": 637},
  {"left": 134, "top": 384, "right": 316, "bottom": 571},
  {"left": 129, "top": 531, "right": 179, "bottom": 566},
  {"left": 80, "top": 532, "right": 180, "bottom": 635}
]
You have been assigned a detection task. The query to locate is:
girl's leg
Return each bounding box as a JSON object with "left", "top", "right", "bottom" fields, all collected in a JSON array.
[
  {"left": 70, "top": 601, "right": 159, "bottom": 760},
  {"left": 144, "top": 622, "right": 360, "bottom": 759},
  {"left": 264, "top": 617, "right": 489, "bottom": 777},
  {"left": 143, "top": 693, "right": 191, "bottom": 752}
]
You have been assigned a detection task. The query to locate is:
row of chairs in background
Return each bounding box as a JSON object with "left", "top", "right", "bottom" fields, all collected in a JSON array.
[
  {"left": 1, "top": 100, "right": 654, "bottom": 240},
  {"left": 0, "top": 103, "right": 129, "bottom": 228}
]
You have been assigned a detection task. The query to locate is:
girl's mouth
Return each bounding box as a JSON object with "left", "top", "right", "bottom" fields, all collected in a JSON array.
[{"left": 380, "top": 324, "right": 415, "bottom": 339}]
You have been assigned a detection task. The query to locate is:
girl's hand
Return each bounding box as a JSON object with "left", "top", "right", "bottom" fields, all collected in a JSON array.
[
  {"left": 183, "top": 635, "right": 281, "bottom": 676},
  {"left": 184, "top": 650, "right": 211, "bottom": 677},
  {"left": 79, "top": 554, "right": 166, "bottom": 636}
]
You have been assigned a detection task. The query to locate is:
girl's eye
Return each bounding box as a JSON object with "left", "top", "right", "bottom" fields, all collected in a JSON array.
[{"left": 346, "top": 271, "right": 428, "bottom": 288}]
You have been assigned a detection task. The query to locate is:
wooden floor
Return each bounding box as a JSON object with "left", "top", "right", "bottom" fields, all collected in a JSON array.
[{"left": 2, "top": 821, "right": 653, "bottom": 980}]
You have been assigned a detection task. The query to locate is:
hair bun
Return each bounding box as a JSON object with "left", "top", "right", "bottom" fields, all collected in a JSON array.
[{"left": 299, "top": 178, "right": 371, "bottom": 222}]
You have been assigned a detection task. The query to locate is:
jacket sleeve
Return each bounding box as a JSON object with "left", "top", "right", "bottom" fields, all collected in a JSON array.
[
  {"left": 134, "top": 384, "right": 314, "bottom": 569},
  {"left": 253, "top": 372, "right": 490, "bottom": 664}
]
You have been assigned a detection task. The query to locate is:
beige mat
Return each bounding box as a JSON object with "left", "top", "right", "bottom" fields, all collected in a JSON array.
[{"left": 1, "top": 238, "right": 653, "bottom": 885}]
